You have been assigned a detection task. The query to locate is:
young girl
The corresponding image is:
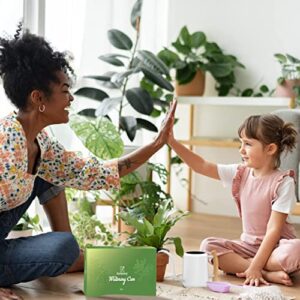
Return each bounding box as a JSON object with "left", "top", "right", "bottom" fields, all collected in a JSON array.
[{"left": 168, "top": 114, "right": 300, "bottom": 287}]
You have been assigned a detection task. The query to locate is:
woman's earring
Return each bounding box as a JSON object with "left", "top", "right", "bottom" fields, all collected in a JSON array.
[{"left": 39, "top": 104, "right": 46, "bottom": 113}]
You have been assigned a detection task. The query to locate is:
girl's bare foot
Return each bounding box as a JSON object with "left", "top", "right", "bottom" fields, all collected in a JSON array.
[
  {"left": 0, "top": 288, "right": 23, "bottom": 300},
  {"left": 262, "top": 270, "right": 293, "bottom": 286}
]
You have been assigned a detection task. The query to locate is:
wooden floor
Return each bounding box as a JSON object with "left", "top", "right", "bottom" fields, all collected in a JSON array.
[{"left": 11, "top": 213, "right": 300, "bottom": 299}]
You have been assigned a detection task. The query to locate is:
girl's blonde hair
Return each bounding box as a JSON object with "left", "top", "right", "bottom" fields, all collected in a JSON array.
[{"left": 238, "top": 114, "right": 298, "bottom": 168}]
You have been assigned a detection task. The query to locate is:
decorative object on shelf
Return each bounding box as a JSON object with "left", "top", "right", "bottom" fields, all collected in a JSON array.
[
  {"left": 7, "top": 212, "right": 43, "bottom": 239},
  {"left": 233, "top": 84, "right": 274, "bottom": 98},
  {"left": 158, "top": 26, "right": 244, "bottom": 96},
  {"left": 274, "top": 53, "right": 300, "bottom": 107}
]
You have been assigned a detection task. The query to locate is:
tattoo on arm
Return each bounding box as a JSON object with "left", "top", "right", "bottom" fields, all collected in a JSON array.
[{"left": 118, "top": 159, "right": 134, "bottom": 172}]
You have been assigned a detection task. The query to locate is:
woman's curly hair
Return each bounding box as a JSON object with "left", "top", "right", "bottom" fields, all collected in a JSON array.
[{"left": 0, "top": 30, "right": 74, "bottom": 110}]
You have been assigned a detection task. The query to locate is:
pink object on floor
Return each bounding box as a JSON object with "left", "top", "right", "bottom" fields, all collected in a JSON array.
[{"left": 207, "top": 281, "right": 231, "bottom": 293}]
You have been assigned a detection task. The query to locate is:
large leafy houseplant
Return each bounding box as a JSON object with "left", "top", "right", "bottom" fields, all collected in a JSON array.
[
  {"left": 158, "top": 26, "right": 244, "bottom": 96},
  {"left": 73, "top": 0, "right": 174, "bottom": 143}
]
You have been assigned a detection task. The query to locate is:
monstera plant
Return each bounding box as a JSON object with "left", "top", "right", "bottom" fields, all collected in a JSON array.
[{"left": 72, "top": 0, "right": 174, "bottom": 145}]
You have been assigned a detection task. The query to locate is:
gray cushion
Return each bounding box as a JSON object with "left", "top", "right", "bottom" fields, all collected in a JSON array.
[{"left": 272, "top": 109, "right": 300, "bottom": 200}]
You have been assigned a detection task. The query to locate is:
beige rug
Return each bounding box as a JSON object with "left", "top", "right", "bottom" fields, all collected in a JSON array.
[{"left": 157, "top": 277, "right": 293, "bottom": 300}]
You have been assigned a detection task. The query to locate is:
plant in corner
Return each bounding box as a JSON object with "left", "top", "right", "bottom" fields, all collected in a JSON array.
[
  {"left": 158, "top": 25, "right": 244, "bottom": 96},
  {"left": 274, "top": 53, "right": 300, "bottom": 107}
]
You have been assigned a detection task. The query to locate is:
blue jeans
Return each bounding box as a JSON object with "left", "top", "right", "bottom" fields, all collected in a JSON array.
[{"left": 0, "top": 177, "right": 80, "bottom": 286}]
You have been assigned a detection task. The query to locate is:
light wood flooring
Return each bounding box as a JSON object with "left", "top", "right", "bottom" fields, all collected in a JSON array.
[{"left": 11, "top": 213, "right": 300, "bottom": 299}]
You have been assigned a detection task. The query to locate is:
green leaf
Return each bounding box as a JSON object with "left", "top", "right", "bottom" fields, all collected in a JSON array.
[
  {"left": 70, "top": 115, "right": 123, "bottom": 159},
  {"left": 141, "top": 66, "right": 174, "bottom": 92},
  {"left": 107, "top": 29, "right": 133, "bottom": 50},
  {"left": 172, "top": 40, "right": 190, "bottom": 55},
  {"left": 169, "top": 237, "right": 184, "bottom": 257},
  {"left": 78, "top": 108, "right": 96, "bottom": 118},
  {"left": 131, "top": 0, "right": 143, "bottom": 29},
  {"left": 278, "top": 76, "right": 285, "bottom": 85},
  {"left": 191, "top": 31, "right": 206, "bottom": 48},
  {"left": 95, "top": 97, "right": 122, "bottom": 117},
  {"left": 120, "top": 116, "right": 137, "bottom": 141},
  {"left": 259, "top": 85, "right": 269, "bottom": 93},
  {"left": 137, "top": 50, "right": 170, "bottom": 76},
  {"left": 274, "top": 53, "right": 287, "bottom": 64},
  {"left": 136, "top": 118, "right": 158, "bottom": 132},
  {"left": 157, "top": 48, "right": 180, "bottom": 68},
  {"left": 179, "top": 26, "right": 191, "bottom": 47},
  {"left": 74, "top": 87, "right": 109, "bottom": 102},
  {"left": 84, "top": 75, "right": 111, "bottom": 81},
  {"left": 286, "top": 53, "right": 300, "bottom": 64},
  {"left": 241, "top": 88, "right": 253, "bottom": 97},
  {"left": 125, "top": 88, "right": 154, "bottom": 115},
  {"left": 176, "top": 65, "right": 197, "bottom": 84},
  {"left": 206, "top": 63, "right": 233, "bottom": 78},
  {"left": 98, "top": 54, "right": 127, "bottom": 66}
]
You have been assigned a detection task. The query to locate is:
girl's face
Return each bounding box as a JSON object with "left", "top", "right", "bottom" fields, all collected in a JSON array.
[
  {"left": 239, "top": 131, "right": 272, "bottom": 170},
  {"left": 42, "top": 71, "right": 74, "bottom": 125}
]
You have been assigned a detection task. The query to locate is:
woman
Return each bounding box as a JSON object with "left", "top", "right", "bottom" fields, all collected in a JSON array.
[{"left": 0, "top": 30, "right": 176, "bottom": 292}]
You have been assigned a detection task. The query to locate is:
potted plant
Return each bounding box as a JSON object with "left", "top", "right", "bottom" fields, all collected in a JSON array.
[
  {"left": 158, "top": 26, "right": 244, "bottom": 96},
  {"left": 274, "top": 53, "right": 300, "bottom": 107},
  {"left": 119, "top": 192, "right": 188, "bottom": 282},
  {"left": 72, "top": 0, "right": 174, "bottom": 143},
  {"left": 7, "top": 212, "right": 43, "bottom": 239}
]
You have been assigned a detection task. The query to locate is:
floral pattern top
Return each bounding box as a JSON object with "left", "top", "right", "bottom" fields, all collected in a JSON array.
[{"left": 0, "top": 112, "right": 120, "bottom": 212}]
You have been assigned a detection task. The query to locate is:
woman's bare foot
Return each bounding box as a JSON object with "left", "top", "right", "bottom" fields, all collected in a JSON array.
[
  {"left": 0, "top": 288, "right": 23, "bottom": 300},
  {"left": 262, "top": 270, "right": 293, "bottom": 286},
  {"left": 67, "top": 249, "right": 84, "bottom": 273}
]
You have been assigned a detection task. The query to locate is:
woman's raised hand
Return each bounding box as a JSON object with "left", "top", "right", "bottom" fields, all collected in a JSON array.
[{"left": 155, "top": 99, "right": 177, "bottom": 147}]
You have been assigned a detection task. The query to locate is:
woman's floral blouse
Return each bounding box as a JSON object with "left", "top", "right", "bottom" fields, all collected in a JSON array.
[{"left": 0, "top": 112, "right": 120, "bottom": 212}]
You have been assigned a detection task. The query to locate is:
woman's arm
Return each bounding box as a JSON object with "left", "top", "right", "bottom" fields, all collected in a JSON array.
[
  {"left": 237, "top": 210, "right": 288, "bottom": 286},
  {"left": 168, "top": 129, "right": 219, "bottom": 180},
  {"left": 118, "top": 100, "right": 177, "bottom": 177}
]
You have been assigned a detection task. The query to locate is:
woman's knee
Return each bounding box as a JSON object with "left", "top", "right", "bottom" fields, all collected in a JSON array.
[{"left": 200, "top": 237, "right": 218, "bottom": 252}]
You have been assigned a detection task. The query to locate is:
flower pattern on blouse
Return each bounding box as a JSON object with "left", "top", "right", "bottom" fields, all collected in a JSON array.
[{"left": 0, "top": 112, "right": 120, "bottom": 212}]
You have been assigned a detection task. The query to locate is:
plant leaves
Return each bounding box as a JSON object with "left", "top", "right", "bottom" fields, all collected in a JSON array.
[
  {"left": 206, "top": 63, "right": 233, "bottom": 78},
  {"left": 179, "top": 26, "right": 191, "bottom": 47},
  {"left": 241, "top": 88, "right": 253, "bottom": 97},
  {"left": 78, "top": 108, "right": 96, "bottom": 118},
  {"left": 274, "top": 53, "right": 287, "bottom": 64},
  {"left": 191, "top": 31, "right": 206, "bottom": 48},
  {"left": 98, "top": 54, "right": 127, "bottom": 66},
  {"left": 141, "top": 66, "right": 174, "bottom": 92},
  {"left": 131, "top": 0, "right": 143, "bottom": 29},
  {"left": 107, "top": 29, "right": 133, "bottom": 50},
  {"left": 125, "top": 87, "right": 154, "bottom": 115},
  {"left": 120, "top": 116, "right": 137, "bottom": 141},
  {"left": 136, "top": 118, "right": 158, "bottom": 132},
  {"left": 95, "top": 97, "right": 122, "bottom": 117},
  {"left": 157, "top": 48, "right": 180, "bottom": 68},
  {"left": 74, "top": 87, "right": 109, "bottom": 102},
  {"left": 137, "top": 50, "right": 170, "bottom": 76},
  {"left": 69, "top": 115, "right": 123, "bottom": 159}
]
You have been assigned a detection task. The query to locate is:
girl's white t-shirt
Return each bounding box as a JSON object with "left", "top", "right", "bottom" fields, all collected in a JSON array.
[{"left": 217, "top": 164, "right": 297, "bottom": 216}]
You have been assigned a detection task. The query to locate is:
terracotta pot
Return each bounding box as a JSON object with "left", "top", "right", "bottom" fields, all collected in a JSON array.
[
  {"left": 175, "top": 70, "right": 205, "bottom": 96},
  {"left": 275, "top": 79, "right": 300, "bottom": 108},
  {"left": 156, "top": 251, "right": 169, "bottom": 282}
]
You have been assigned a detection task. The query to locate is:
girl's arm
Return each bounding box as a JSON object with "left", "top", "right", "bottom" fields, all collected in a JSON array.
[
  {"left": 237, "top": 210, "right": 288, "bottom": 286},
  {"left": 168, "top": 130, "right": 219, "bottom": 180}
]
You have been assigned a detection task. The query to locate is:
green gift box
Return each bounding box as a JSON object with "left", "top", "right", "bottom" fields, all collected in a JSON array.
[{"left": 84, "top": 246, "right": 156, "bottom": 297}]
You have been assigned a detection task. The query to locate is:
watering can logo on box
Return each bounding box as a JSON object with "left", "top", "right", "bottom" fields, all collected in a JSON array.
[
  {"left": 84, "top": 246, "right": 156, "bottom": 297},
  {"left": 108, "top": 265, "right": 136, "bottom": 285}
]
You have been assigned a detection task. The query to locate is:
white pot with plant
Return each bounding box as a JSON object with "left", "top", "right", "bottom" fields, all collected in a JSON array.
[{"left": 7, "top": 212, "right": 43, "bottom": 239}]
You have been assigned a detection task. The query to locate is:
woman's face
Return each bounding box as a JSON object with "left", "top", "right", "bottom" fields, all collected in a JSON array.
[{"left": 42, "top": 70, "right": 74, "bottom": 125}]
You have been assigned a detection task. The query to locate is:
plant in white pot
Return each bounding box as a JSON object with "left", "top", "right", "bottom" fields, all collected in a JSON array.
[{"left": 7, "top": 212, "right": 43, "bottom": 239}]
